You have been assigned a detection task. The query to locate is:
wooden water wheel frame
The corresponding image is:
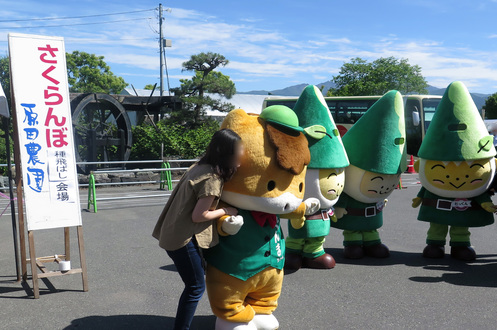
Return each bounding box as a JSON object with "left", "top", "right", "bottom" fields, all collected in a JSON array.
[{"left": 71, "top": 93, "right": 132, "bottom": 174}]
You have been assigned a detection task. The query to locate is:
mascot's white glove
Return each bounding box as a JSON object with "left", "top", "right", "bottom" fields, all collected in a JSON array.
[
  {"left": 304, "top": 198, "right": 321, "bottom": 215},
  {"left": 221, "top": 215, "right": 244, "bottom": 235}
]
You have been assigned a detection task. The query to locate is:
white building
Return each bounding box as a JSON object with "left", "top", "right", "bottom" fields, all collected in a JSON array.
[{"left": 121, "top": 88, "right": 279, "bottom": 120}]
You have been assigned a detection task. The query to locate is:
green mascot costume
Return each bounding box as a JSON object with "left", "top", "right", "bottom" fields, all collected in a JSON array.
[
  {"left": 285, "top": 85, "right": 350, "bottom": 270},
  {"left": 412, "top": 81, "right": 497, "bottom": 261},
  {"left": 332, "top": 90, "right": 407, "bottom": 259}
]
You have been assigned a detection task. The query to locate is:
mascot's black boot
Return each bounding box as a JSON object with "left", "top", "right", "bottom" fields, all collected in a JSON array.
[
  {"left": 364, "top": 243, "right": 390, "bottom": 258},
  {"left": 450, "top": 246, "right": 476, "bottom": 261},
  {"left": 422, "top": 244, "right": 445, "bottom": 258},
  {"left": 284, "top": 252, "right": 303, "bottom": 270},
  {"left": 343, "top": 245, "right": 364, "bottom": 259}
]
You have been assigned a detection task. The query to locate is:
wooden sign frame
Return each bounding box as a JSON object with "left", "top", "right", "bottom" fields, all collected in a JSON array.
[{"left": 8, "top": 33, "right": 88, "bottom": 298}]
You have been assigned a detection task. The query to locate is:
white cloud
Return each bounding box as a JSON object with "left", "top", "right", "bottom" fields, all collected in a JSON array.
[{"left": 3, "top": 3, "right": 497, "bottom": 93}]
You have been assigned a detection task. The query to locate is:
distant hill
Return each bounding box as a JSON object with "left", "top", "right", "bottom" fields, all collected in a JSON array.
[
  {"left": 240, "top": 82, "right": 490, "bottom": 110},
  {"left": 239, "top": 81, "right": 336, "bottom": 96},
  {"left": 426, "top": 85, "right": 489, "bottom": 110}
]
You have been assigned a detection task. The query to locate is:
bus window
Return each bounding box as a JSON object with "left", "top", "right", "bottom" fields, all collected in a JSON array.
[
  {"left": 326, "top": 101, "right": 337, "bottom": 121},
  {"left": 422, "top": 98, "right": 441, "bottom": 131},
  {"left": 335, "top": 100, "right": 372, "bottom": 124}
]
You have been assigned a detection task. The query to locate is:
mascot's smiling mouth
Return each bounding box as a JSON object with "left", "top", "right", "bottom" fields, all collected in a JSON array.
[
  {"left": 367, "top": 189, "right": 391, "bottom": 195},
  {"left": 327, "top": 189, "right": 336, "bottom": 195},
  {"left": 449, "top": 182, "right": 466, "bottom": 189}
]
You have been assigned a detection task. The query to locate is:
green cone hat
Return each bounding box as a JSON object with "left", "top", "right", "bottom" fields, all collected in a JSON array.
[
  {"left": 342, "top": 90, "right": 407, "bottom": 174},
  {"left": 293, "top": 85, "right": 349, "bottom": 169},
  {"left": 418, "top": 81, "right": 496, "bottom": 161}
]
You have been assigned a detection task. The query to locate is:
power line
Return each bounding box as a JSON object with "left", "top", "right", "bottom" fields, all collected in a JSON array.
[
  {"left": 0, "top": 37, "right": 157, "bottom": 43},
  {"left": 65, "top": 37, "right": 157, "bottom": 42},
  {"left": 0, "top": 17, "right": 152, "bottom": 29},
  {"left": 0, "top": 8, "right": 156, "bottom": 23}
]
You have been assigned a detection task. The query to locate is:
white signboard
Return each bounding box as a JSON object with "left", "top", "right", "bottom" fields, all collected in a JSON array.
[{"left": 9, "top": 33, "right": 82, "bottom": 231}]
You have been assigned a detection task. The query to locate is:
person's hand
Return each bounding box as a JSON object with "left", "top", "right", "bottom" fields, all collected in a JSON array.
[
  {"left": 221, "top": 215, "right": 244, "bottom": 235},
  {"left": 223, "top": 207, "right": 238, "bottom": 216}
]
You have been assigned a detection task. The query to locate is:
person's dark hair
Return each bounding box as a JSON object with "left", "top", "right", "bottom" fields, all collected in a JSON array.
[{"left": 199, "top": 128, "right": 242, "bottom": 182}]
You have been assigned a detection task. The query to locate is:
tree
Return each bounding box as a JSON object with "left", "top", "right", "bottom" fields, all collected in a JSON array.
[
  {"left": 0, "top": 55, "right": 11, "bottom": 105},
  {"left": 329, "top": 57, "right": 428, "bottom": 96},
  {"left": 483, "top": 93, "right": 497, "bottom": 119},
  {"left": 66, "top": 51, "right": 128, "bottom": 94},
  {"left": 144, "top": 84, "right": 156, "bottom": 90},
  {"left": 0, "top": 56, "right": 13, "bottom": 173},
  {"left": 1, "top": 52, "right": 128, "bottom": 98},
  {"left": 171, "top": 52, "right": 236, "bottom": 124}
]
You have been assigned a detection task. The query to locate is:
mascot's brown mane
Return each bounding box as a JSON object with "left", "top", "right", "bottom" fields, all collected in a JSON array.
[{"left": 266, "top": 123, "right": 310, "bottom": 175}]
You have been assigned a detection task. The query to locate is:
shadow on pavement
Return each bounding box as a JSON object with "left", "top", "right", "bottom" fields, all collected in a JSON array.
[
  {"left": 159, "top": 264, "right": 177, "bottom": 272},
  {"left": 409, "top": 254, "right": 497, "bottom": 288},
  {"left": 64, "top": 314, "right": 216, "bottom": 330},
  {"left": 319, "top": 247, "right": 497, "bottom": 288}
]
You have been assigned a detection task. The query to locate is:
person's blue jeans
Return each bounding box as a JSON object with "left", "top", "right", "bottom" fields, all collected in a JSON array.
[{"left": 167, "top": 240, "right": 206, "bottom": 330}]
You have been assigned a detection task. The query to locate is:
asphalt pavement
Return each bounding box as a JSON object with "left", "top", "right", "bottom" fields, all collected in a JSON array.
[{"left": 1, "top": 173, "right": 497, "bottom": 329}]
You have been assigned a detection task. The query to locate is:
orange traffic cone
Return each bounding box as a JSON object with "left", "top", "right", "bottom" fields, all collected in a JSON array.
[{"left": 407, "top": 155, "right": 416, "bottom": 174}]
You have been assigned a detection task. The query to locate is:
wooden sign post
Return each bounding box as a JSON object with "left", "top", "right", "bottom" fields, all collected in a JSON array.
[{"left": 8, "top": 33, "right": 88, "bottom": 298}]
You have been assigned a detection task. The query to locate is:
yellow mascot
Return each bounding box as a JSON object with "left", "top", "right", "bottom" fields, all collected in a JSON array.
[{"left": 204, "top": 106, "right": 312, "bottom": 330}]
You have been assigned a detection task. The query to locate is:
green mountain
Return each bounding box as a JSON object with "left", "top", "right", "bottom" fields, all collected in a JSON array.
[{"left": 240, "top": 83, "right": 490, "bottom": 110}]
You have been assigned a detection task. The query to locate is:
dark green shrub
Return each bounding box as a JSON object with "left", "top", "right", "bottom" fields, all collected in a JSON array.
[{"left": 130, "top": 120, "right": 220, "bottom": 161}]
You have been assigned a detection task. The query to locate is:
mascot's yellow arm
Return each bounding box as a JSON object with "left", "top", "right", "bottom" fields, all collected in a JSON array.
[
  {"left": 481, "top": 202, "right": 497, "bottom": 213},
  {"left": 412, "top": 197, "right": 422, "bottom": 208},
  {"left": 216, "top": 215, "right": 231, "bottom": 236},
  {"left": 281, "top": 202, "right": 306, "bottom": 229}
]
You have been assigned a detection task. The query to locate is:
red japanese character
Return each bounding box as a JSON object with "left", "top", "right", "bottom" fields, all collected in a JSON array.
[
  {"left": 41, "top": 66, "right": 60, "bottom": 86},
  {"left": 46, "top": 127, "right": 68, "bottom": 148},
  {"left": 44, "top": 86, "right": 62, "bottom": 105},
  {"left": 44, "top": 108, "right": 66, "bottom": 127},
  {"left": 40, "top": 53, "right": 57, "bottom": 64},
  {"left": 38, "top": 44, "right": 58, "bottom": 58}
]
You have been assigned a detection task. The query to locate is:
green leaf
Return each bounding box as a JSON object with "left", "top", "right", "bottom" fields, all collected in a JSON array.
[
  {"left": 478, "top": 135, "right": 494, "bottom": 153},
  {"left": 304, "top": 125, "right": 327, "bottom": 139}
]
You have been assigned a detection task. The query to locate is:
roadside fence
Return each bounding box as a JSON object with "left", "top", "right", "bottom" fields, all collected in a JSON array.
[{"left": 0, "top": 159, "right": 198, "bottom": 213}]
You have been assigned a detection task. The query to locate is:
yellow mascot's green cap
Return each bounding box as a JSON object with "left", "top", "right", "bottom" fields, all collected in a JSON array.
[{"left": 260, "top": 105, "right": 304, "bottom": 132}]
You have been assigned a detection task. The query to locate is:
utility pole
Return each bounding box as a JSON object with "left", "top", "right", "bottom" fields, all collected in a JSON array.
[{"left": 159, "top": 3, "right": 164, "bottom": 96}]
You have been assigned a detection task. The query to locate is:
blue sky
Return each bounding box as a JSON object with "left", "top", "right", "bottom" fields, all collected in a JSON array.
[{"left": 2, "top": 0, "right": 497, "bottom": 94}]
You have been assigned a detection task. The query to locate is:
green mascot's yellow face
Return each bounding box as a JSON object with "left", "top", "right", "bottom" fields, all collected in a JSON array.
[
  {"left": 343, "top": 165, "right": 400, "bottom": 203},
  {"left": 318, "top": 168, "right": 345, "bottom": 201},
  {"left": 419, "top": 158, "right": 496, "bottom": 198},
  {"left": 359, "top": 171, "right": 400, "bottom": 198}
]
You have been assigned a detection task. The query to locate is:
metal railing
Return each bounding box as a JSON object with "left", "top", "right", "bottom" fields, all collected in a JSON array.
[
  {"left": 0, "top": 159, "right": 197, "bottom": 213},
  {"left": 84, "top": 159, "right": 197, "bottom": 213}
]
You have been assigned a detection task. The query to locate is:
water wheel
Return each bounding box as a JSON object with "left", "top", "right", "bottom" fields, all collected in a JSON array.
[{"left": 71, "top": 93, "right": 132, "bottom": 174}]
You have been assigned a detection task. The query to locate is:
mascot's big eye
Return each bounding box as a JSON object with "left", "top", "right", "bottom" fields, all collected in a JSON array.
[
  {"left": 267, "top": 180, "right": 276, "bottom": 191},
  {"left": 299, "top": 182, "right": 304, "bottom": 192}
]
